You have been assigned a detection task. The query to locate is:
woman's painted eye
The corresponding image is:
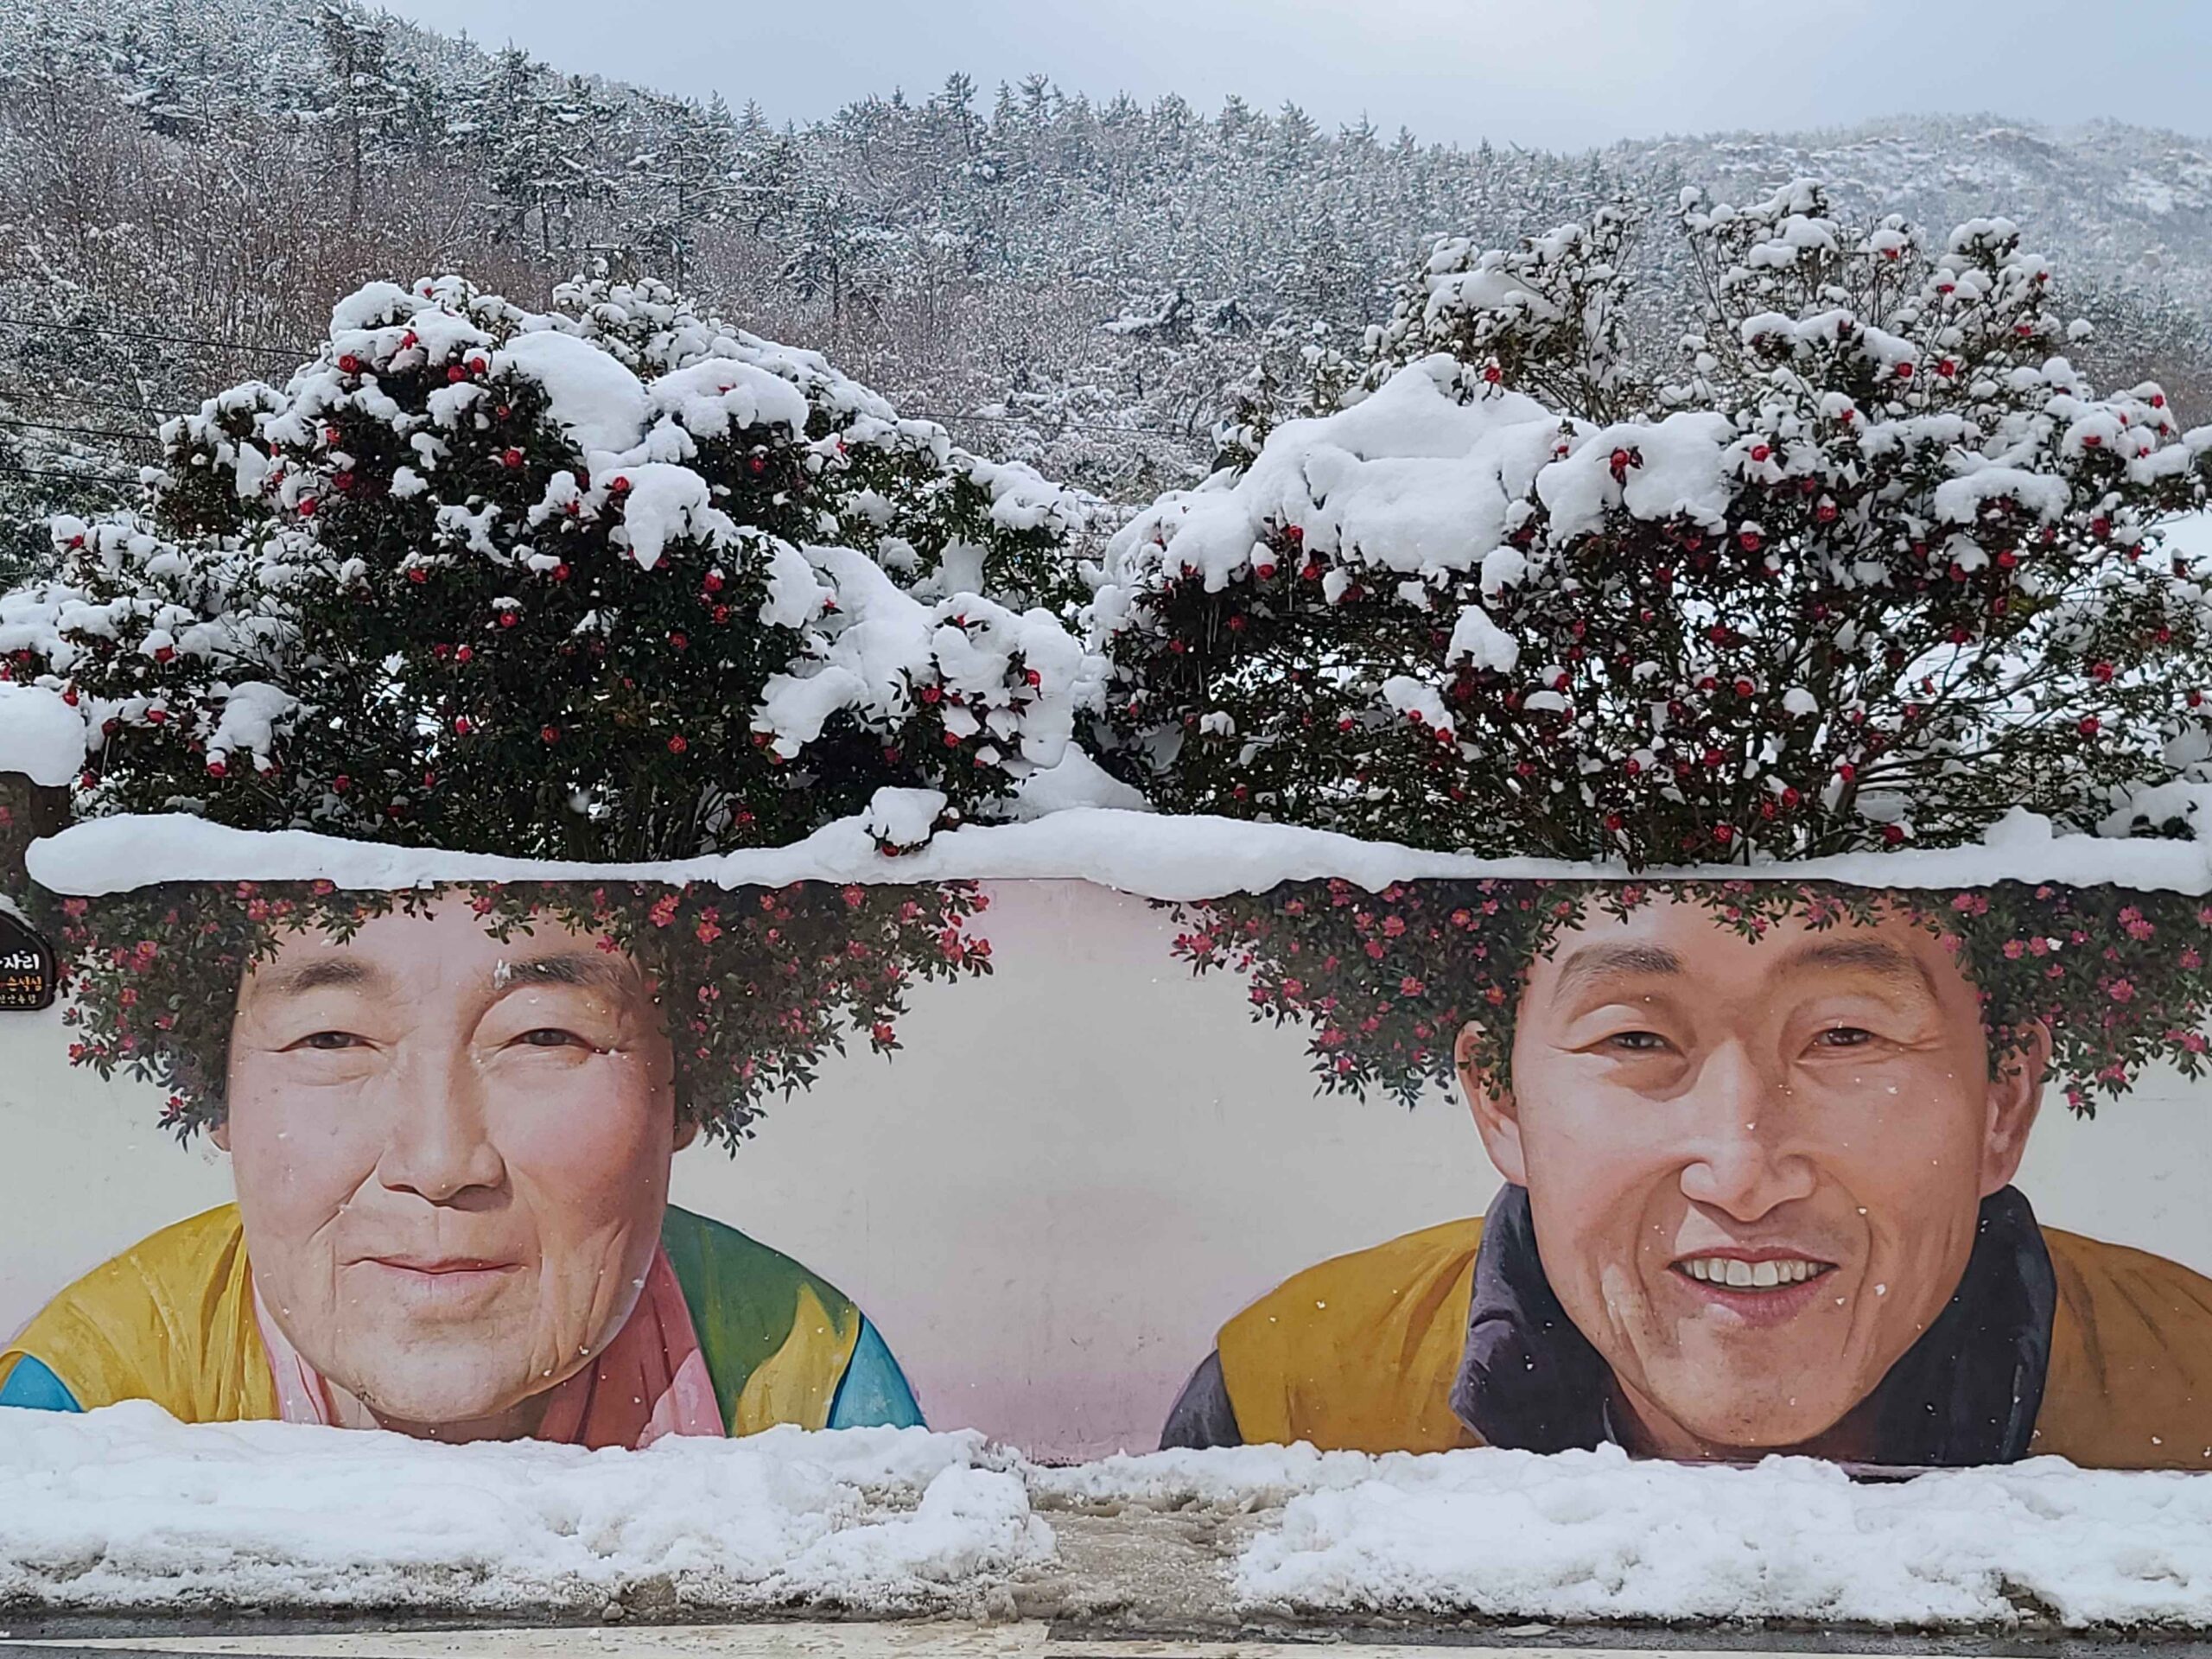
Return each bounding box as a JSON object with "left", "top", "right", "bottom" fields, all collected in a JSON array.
[
  {"left": 1815, "top": 1026, "right": 1874, "bottom": 1048},
  {"left": 518, "top": 1027, "right": 590, "bottom": 1050},
  {"left": 297, "top": 1031, "right": 365, "bottom": 1051},
  {"left": 1607, "top": 1030, "right": 1670, "bottom": 1052}
]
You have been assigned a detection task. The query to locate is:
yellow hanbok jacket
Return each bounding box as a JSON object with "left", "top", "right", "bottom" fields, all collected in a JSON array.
[
  {"left": 1, "top": 1203, "right": 920, "bottom": 1434},
  {"left": 1214, "top": 1217, "right": 2212, "bottom": 1469}
]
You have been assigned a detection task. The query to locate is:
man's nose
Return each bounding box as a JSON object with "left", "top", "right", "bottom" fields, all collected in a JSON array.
[
  {"left": 1675, "top": 1041, "right": 1816, "bottom": 1222},
  {"left": 372, "top": 1046, "right": 505, "bottom": 1202}
]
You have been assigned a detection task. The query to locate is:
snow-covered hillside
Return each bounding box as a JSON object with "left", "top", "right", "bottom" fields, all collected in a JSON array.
[{"left": 5, "top": 0, "right": 2212, "bottom": 529}]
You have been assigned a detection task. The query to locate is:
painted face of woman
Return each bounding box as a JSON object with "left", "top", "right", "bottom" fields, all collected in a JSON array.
[{"left": 220, "top": 901, "right": 691, "bottom": 1440}]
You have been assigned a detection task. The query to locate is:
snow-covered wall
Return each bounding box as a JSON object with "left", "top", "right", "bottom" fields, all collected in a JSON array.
[
  {"left": 13, "top": 804, "right": 2212, "bottom": 1478},
  {"left": 4, "top": 816, "right": 2212, "bottom": 1466}
]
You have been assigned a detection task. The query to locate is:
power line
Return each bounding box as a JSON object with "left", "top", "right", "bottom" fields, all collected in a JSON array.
[
  {"left": 0, "top": 315, "right": 1213, "bottom": 442},
  {"left": 913, "top": 407, "right": 1195, "bottom": 437},
  {"left": 6, "top": 389, "right": 190, "bottom": 421},
  {"left": 3, "top": 467, "right": 142, "bottom": 488},
  {"left": 0, "top": 315, "right": 314, "bottom": 363},
  {"left": 0, "top": 416, "right": 160, "bottom": 445}
]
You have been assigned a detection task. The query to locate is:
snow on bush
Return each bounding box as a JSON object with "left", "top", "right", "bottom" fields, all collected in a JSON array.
[
  {"left": 1094, "top": 183, "right": 2212, "bottom": 868},
  {"left": 0, "top": 683, "right": 85, "bottom": 787},
  {"left": 0, "top": 276, "right": 1103, "bottom": 860}
]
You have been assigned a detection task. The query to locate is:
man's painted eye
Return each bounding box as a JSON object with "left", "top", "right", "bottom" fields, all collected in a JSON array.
[
  {"left": 298, "top": 1031, "right": 365, "bottom": 1051},
  {"left": 1815, "top": 1026, "right": 1874, "bottom": 1048},
  {"left": 1607, "top": 1030, "right": 1669, "bottom": 1052}
]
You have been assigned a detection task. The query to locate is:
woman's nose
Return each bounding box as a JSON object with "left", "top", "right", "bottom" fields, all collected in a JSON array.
[
  {"left": 372, "top": 1047, "right": 505, "bottom": 1202},
  {"left": 1675, "top": 1042, "right": 1816, "bottom": 1222}
]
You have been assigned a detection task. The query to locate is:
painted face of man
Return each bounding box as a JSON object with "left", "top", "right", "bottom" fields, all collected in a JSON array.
[
  {"left": 218, "top": 901, "right": 690, "bottom": 1440},
  {"left": 1459, "top": 895, "right": 2047, "bottom": 1459}
]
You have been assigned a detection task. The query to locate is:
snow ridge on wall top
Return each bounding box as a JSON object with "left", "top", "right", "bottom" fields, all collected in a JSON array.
[{"left": 21, "top": 796, "right": 2212, "bottom": 900}]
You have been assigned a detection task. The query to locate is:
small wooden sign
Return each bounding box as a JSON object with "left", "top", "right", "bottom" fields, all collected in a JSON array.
[{"left": 0, "top": 910, "right": 56, "bottom": 1011}]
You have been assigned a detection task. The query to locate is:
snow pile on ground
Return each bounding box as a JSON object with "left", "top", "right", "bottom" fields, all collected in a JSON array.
[
  {"left": 12, "top": 1406, "right": 2212, "bottom": 1627},
  {"left": 26, "top": 797, "right": 2212, "bottom": 903},
  {"left": 1207, "top": 1443, "right": 2212, "bottom": 1628},
  {"left": 0, "top": 1404, "right": 1048, "bottom": 1614},
  {"left": 1033, "top": 1441, "right": 1426, "bottom": 1511}
]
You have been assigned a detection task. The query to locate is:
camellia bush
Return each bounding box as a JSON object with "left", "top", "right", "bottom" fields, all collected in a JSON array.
[
  {"left": 1171, "top": 876, "right": 2212, "bottom": 1116},
  {"left": 1093, "top": 181, "right": 2212, "bottom": 867},
  {"left": 54, "top": 876, "right": 994, "bottom": 1147},
  {"left": 0, "top": 276, "right": 1103, "bottom": 861}
]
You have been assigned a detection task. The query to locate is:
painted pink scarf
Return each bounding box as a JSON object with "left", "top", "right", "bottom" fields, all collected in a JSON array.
[{"left": 253, "top": 1246, "right": 726, "bottom": 1448}]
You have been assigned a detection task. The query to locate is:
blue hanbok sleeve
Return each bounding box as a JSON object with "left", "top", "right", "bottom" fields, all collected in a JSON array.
[
  {"left": 0, "top": 1354, "right": 80, "bottom": 1412},
  {"left": 825, "top": 1317, "right": 924, "bottom": 1428}
]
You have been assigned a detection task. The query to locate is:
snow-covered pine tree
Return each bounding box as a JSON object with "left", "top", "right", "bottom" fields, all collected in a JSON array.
[
  {"left": 629, "top": 94, "right": 739, "bottom": 290},
  {"left": 3, "top": 276, "right": 1099, "bottom": 861},
  {"left": 1093, "top": 182, "right": 2212, "bottom": 866},
  {"left": 461, "top": 48, "right": 607, "bottom": 257},
  {"left": 315, "top": 3, "right": 414, "bottom": 225}
]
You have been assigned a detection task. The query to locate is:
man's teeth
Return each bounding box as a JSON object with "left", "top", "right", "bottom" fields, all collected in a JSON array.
[{"left": 1678, "top": 1256, "right": 1830, "bottom": 1289}]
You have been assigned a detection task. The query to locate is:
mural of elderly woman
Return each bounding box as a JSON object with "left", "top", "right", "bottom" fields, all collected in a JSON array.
[
  {"left": 1, "top": 877, "right": 990, "bottom": 1446},
  {"left": 1163, "top": 878, "right": 2212, "bottom": 1471}
]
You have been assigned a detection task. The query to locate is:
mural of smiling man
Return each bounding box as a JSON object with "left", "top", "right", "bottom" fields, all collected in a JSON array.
[
  {"left": 1, "top": 878, "right": 990, "bottom": 1446},
  {"left": 1164, "top": 880, "right": 2212, "bottom": 1469}
]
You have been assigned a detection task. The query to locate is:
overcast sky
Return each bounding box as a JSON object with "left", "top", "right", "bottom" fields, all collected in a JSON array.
[{"left": 375, "top": 0, "right": 2212, "bottom": 152}]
